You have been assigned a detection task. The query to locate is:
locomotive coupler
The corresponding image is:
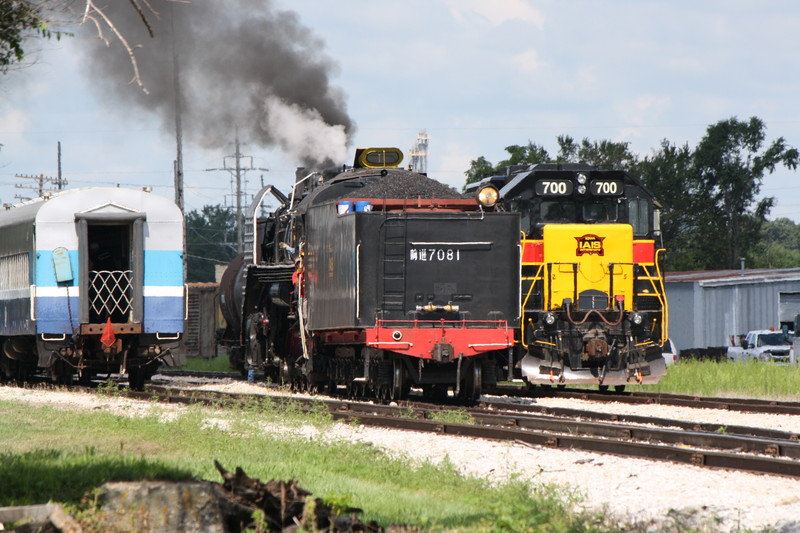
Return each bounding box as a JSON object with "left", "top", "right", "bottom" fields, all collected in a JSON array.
[{"left": 431, "top": 342, "right": 455, "bottom": 363}]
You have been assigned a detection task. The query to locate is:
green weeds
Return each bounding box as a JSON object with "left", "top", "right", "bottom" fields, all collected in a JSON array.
[
  {"left": 0, "top": 398, "right": 606, "bottom": 531},
  {"left": 643, "top": 358, "right": 800, "bottom": 400}
]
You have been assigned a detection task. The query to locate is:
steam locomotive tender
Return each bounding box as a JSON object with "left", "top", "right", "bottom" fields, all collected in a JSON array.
[
  {"left": 0, "top": 188, "right": 184, "bottom": 389},
  {"left": 219, "top": 148, "right": 520, "bottom": 401},
  {"left": 470, "top": 163, "right": 668, "bottom": 389}
]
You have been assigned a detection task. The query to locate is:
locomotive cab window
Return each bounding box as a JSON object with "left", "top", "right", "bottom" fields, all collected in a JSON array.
[
  {"left": 582, "top": 199, "right": 618, "bottom": 222},
  {"left": 512, "top": 200, "right": 533, "bottom": 236},
  {"left": 628, "top": 198, "right": 650, "bottom": 236},
  {"left": 540, "top": 200, "right": 577, "bottom": 222}
]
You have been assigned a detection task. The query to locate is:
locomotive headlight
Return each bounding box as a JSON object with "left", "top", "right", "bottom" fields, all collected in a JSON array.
[
  {"left": 576, "top": 173, "right": 587, "bottom": 185},
  {"left": 576, "top": 184, "right": 587, "bottom": 195},
  {"left": 543, "top": 312, "right": 557, "bottom": 325},
  {"left": 476, "top": 185, "right": 499, "bottom": 207},
  {"left": 630, "top": 312, "right": 643, "bottom": 325}
]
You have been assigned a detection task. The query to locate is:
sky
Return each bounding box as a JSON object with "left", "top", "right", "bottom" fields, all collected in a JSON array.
[{"left": 1, "top": 0, "right": 799, "bottom": 220}]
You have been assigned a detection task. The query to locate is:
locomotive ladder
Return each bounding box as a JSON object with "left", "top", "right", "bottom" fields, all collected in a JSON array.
[{"left": 381, "top": 217, "right": 408, "bottom": 312}]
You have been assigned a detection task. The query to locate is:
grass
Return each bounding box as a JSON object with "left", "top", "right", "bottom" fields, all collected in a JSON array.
[
  {"left": 0, "top": 395, "right": 615, "bottom": 532},
  {"left": 640, "top": 358, "right": 800, "bottom": 400},
  {"left": 564, "top": 358, "right": 800, "bottom": 401},
  {"left": 178, "top": 354, "right": 234, "bottom": 373}
]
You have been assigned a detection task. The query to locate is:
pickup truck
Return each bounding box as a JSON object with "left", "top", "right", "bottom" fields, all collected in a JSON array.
[{"left": 727, "top": 329, "right": 795, "bottom": 364}]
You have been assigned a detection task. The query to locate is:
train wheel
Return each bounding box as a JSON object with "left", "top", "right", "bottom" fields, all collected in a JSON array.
[
  {"left": 390, "top": 360, "right": 407, "bottom": 401},
  {"left": 246, "top": 318, "right": 263, "bottom": 369},
  {"left": 614, "top": 385, "right": 626, "bottom": 393},
  {"left": 598, "top": 385, "right": 610, "bottom": 392},
  {"left": 459, "top": 363, "right": 482, "bottom": 404},
  {"left": 280, "top": 361, "right": 293, "bottom": 387},
  {"left": 49, "top": 359, "right": 74, "bottom": 386}
]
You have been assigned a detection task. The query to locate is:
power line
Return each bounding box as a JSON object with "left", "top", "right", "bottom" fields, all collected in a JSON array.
[
  {"left": 205, "top": 132, "right": 268, "bottom": 254},
  {"left": 13, "top": 172, "right": 68, "bottom": 201}
]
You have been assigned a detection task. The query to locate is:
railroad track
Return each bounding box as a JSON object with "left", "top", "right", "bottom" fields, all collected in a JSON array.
[
  {"left": 488, "top": 384, "right": 800, "bottom": 416},
  {"left": 155, "top": 369, "right": 800, "bottom": 417},
  {"left": 133, "top": 383, "right": 800, "bottom": 479}
]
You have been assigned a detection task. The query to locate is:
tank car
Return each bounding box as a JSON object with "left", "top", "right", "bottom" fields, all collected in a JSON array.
[
  {"left": 0, "top": 187, "right": 184, "bottom": 389},
  {"left": 469, "top": 163, "right": 668, "bottom": 390},
  {"left": 219, "top": 148, "right": 520, "bottom": 401}
]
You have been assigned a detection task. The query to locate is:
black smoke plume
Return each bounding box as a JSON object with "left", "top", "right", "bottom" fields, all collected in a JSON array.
[{"left": 76, "top": 0, "right": 355, "bottom": 166}]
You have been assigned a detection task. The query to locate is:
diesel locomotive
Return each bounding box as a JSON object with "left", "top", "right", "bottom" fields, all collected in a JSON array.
[
  {"left": 0, "top": 187, "right": 184, "bottom": 389},
  {"left": 469, "top": 163, "right": 668, "bottom": 390},
  {"left": 219, "top": 148, "right": 520, "bottom": 401}
]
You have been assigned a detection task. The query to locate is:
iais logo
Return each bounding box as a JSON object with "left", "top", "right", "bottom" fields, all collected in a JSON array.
[{"left": 575, "top": 234, "right": 605, "bottom": 256}]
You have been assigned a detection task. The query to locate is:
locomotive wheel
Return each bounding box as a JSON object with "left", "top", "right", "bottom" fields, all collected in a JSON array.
[
  {"left": 246, "top": 318, "right": 262, "bottom": 369},
  {"left": 390, "top": 360, "right": 408, "bottom": 401},
  {"left": 459, "top": 363, "right": 482, "bottom": 403},
  {"left": 598, "top": 385, "right": 610, "bottom": 392},
  {"left": 280, "top": 361, "right": 294, "bottom": 387},
  {"left": 614, "top": 385, "right": 626, "bottom": 393}
]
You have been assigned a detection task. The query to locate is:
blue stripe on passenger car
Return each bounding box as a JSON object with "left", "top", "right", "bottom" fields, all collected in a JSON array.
[{"left": 35, "top": 250, "right": 183, "bottom": 287}]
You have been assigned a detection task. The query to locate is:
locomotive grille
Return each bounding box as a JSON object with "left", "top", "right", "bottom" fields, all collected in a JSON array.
[
  {"left": 636, "top": 295, "right": 662, "bottom": 311},
  {"left": 89, "top": 270, "right": 133, "bottom": 319}
]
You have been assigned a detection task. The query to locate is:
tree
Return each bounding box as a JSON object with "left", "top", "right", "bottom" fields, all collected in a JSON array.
[
  {"left": 1, "top": 1, "right": 168, "bottom": 90},
  {"left": 556, "top": 135, "right": 638, "bottom": 171},
  {"left": 463, "top": 142, "right": 551, "bottom": 189},
  {"left": 693, "top": 117, "right": 799, "bottom": 269},
  {"left": 0, "top": 0, "right": 51, "bottom": 72},
  {"left": 185, "top": 205, "right": 238, "bottom": 283},
  {"left": 495, "top": 142, "right": 550, "bottom": 169},
  {"left": 637, "top": 140, "right": 702, "bottom": 271},
  {"left": 752, "top": 218, "right": 800, "bottom": 269},
  {"left": 463, "top": 156, "right": 495, "bottom": 188},
  {"left": 463, "top": 136, "right": 642, "bottom": 190}
]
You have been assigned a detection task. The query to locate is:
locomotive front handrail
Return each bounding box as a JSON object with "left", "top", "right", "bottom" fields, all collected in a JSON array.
[{"left": 374, "top": 319, "right": 510, "bottom": 328}]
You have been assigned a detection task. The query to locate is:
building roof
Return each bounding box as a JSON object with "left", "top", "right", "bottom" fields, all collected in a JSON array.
[{"left": 665, "top": 268, "right": 800, "bottom": 287}]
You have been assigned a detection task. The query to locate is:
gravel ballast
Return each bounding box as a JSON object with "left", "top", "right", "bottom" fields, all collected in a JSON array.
[{"left": 2, "top": 382, "right": 800, "bottom": 532}]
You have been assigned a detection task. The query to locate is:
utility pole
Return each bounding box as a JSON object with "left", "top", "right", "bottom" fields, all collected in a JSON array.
[
  {"left": 171, "top": 7, "right": 184, "bottom": 214},
  {"left": 205, "top": 133, "right": 268, "bottom": 254},
  {"left": 171, "top": 8, "right": 187, "bottom": 286},
  {"left": 57, "top": 142, "right": 64, "bottom": 190},
  {"left": 14, "top": 172, "right": 68, "bottom": 201}
]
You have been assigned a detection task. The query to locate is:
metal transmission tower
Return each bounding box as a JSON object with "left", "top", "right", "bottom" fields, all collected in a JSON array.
[
  {"left": 205, "top": 134, "right": 268, "bottom": 254},
  {"left": 408, "top": 130, "right": 430, "bottom": 174}
]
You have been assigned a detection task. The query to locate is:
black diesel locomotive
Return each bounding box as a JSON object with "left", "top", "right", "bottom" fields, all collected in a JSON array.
[
  {"left": 219, "top": 148, "right": 520, "bottom": 401},
  {"left": 469, "top": 163, "right": 668, "bottom": 390}
]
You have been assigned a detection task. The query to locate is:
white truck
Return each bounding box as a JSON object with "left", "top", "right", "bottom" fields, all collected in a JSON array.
[{"left": 727, "top": 329, "right": 795, "bottom": 364}]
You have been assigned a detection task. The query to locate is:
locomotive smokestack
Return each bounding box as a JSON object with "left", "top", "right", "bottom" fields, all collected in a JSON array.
[{"left": 75, "top": 0, "right": 355, "bottom": 167}]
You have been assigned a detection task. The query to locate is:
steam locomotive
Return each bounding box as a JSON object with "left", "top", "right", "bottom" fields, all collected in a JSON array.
[
  {"left": 0, "top": 187, "right": 184, "bottom": 389},
  {"left": 468, "top": 163, "right": 668, "bottom": 390},
  {"left": 219, "top": 148, "right": 520, "bottom": 401}
]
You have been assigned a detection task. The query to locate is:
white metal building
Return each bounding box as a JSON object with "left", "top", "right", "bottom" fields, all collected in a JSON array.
[{"left": 664, "top": 268, "right": 800, "bottom": 352}]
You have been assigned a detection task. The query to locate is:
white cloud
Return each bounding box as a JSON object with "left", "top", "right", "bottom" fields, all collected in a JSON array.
[
  {"left": 617, "top": 95, "right": 672, "bottom": 125},
  {"left": 433, "top": 142, "right": 478, "bottom": 190},
  {"left": 613, "top": 95, "right": 672, "bottom": 149},
  {"left": 443, "top": 0, "right": 544, "bottom": 28},
  {"left": 511, "top": 49, "right": 545, "bottom": 74},
  {"left": 0, "top": 109, "right": 30, "bottom": 141}
]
